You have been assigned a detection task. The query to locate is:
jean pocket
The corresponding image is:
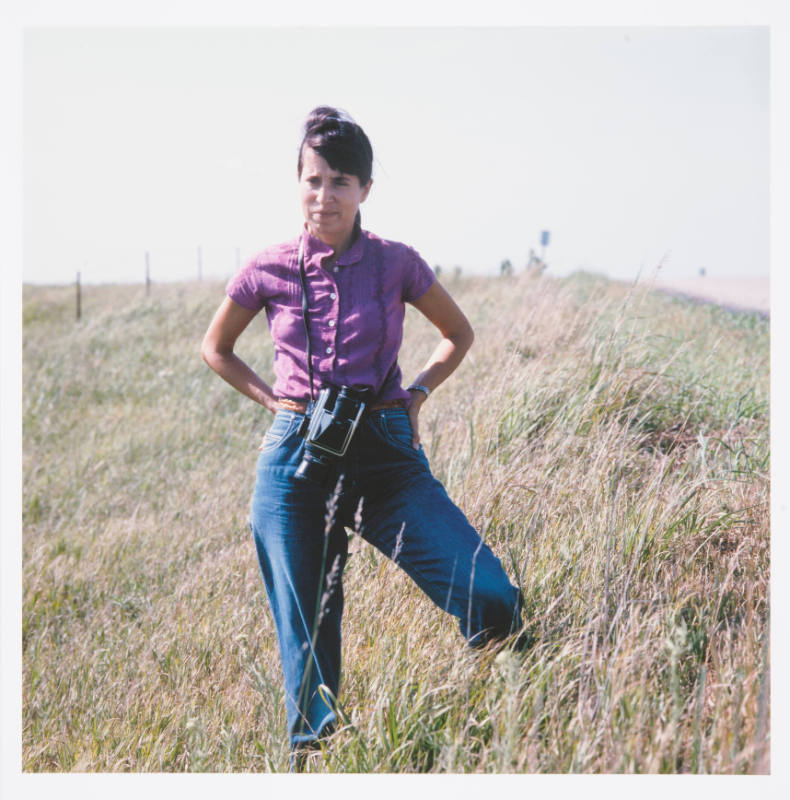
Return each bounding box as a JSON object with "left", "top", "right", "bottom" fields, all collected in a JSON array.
[
  {"left": 259, "top": 412, "right": 297, "bottom": 452},
  {"left": 380, "top": 410, "right": 419, "bottom": 454}
]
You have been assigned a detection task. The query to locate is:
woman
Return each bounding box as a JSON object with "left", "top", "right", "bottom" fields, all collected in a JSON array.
[{"left": 202, "top": 107, "right": 523, "bottom": 763}]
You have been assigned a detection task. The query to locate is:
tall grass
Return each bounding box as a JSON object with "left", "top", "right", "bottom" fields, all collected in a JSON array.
[{"left": 22, "top": 271, "right": 769, "bottom": 773}]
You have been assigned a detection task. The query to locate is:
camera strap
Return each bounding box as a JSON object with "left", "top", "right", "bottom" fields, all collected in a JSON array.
[{"left": 297, "top": 238, "right": 315, "bottom": 402}]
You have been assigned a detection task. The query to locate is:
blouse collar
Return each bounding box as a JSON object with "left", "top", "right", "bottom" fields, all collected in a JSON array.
[{"left": 302, "top": 225, "right": 366, "bottom": 268}]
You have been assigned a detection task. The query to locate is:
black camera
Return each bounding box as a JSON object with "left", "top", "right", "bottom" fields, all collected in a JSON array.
[{"left": 295, "top": 385, "right": 370, "bottom": 486}]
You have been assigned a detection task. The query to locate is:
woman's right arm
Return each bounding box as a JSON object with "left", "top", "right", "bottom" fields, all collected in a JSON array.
[{"left": 201, "top": 296, "right": 279, "bottom": 414}]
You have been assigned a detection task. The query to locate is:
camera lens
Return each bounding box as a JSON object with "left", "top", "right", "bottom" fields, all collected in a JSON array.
[{"left": 294, "top": 445, "right": 333, "bottom": 486}]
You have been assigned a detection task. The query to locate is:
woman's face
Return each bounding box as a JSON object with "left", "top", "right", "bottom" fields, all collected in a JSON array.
[{"left": 299, "top": 146, "right": 371, "bottom": 253}]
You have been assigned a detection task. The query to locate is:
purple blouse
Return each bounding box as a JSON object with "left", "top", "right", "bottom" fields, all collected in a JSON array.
[{"left": 226, "top": 227, "right": 436, "bottom": 404}]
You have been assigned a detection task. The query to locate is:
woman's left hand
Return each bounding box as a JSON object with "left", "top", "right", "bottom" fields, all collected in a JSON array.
[{"left": 407, "top": 390, "right": 427, "bottom": 449}]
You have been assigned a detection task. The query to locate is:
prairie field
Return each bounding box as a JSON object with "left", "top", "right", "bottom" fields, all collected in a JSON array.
[{"left": 21, "top": 270, "right": 769, "bottom": 773}]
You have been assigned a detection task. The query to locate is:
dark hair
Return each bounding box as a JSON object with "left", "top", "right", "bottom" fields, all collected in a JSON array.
[{"left": 297, "top": 106, "right": 373, "bottom": 186}]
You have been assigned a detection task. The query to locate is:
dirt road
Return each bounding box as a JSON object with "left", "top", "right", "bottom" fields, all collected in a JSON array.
[{"left": 641, "top": 275, "right": 769, "bottom": 316}]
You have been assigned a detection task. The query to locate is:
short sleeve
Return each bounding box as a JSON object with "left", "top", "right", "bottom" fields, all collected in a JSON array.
[
  {"left": 402, "top": 246, "right": 436, "bottom": 303},
  {"left": 226, "top": 257, "right": 267, "bottom": 312}
]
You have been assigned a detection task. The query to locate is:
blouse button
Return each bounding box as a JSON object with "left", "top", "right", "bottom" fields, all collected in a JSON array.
[
  {"left": 333, "top": 266, "right": 339, "bottom": 273},
  {"left": 326, "top": 346, "right": 333, "bottom": 354},
  {"left": 330, "top": 293, "right": 336, "bottom": 300},
  {"left": 328, "top": 320, "right": 335, "bottom": 327}
]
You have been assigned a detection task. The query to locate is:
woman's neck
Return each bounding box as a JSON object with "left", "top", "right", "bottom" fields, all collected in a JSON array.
[{"left": 307, "top": 225, "right": 357, "bottom": 258}]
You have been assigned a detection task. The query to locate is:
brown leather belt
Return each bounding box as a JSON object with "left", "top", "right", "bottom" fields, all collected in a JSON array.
[{"left": 277, "top": 397, "right": 403, "bottom": 414}]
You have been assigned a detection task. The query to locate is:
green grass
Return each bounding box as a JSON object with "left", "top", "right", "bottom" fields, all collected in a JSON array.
[{"left": 22, "top": 272, "right": 769, "bottom": 773}]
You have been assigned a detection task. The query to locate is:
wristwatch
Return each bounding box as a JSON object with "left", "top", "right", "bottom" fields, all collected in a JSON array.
[{"left": 407, "top": 384, "right": 430, "bottom": 399}]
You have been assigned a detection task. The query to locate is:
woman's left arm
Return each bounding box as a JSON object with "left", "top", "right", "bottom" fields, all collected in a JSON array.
[{"left": 406, "top": 281, "right": 475, "bottom": 449}]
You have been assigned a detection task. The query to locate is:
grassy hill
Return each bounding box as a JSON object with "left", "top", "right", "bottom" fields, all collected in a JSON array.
[{"left": 21, "top": 271, "right": 769, "bottom": 773}]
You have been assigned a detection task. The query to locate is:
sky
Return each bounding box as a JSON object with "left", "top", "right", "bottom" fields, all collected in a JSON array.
[{"left": 22, "top": 24, "right": 769, "bottom": 284}]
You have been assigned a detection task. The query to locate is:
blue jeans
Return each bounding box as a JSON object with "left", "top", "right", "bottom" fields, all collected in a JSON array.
[{"left": 249, "top": 406, "right": 523, "bottom": 747}]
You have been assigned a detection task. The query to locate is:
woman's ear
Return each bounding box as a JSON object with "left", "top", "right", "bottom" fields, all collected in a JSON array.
[{"left": 360, "top": 179, "right": 372, "bottom": 204}]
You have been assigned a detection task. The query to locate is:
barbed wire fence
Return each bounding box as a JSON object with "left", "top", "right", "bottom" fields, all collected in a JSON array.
[
  {"left": 66, "top": 235, "right": 546, "bottom": 321},
  {"left": 66, "top": 244, "right": 248, "bottom": 321}
]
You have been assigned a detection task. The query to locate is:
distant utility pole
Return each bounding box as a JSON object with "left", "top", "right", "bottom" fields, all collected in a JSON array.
[
  {"left": 197, "top": 245, "right": 203, "bottom": 282},
  {"left": 145, "top": 251, "right": 151, "bottom": 296},
  {"left": 75, "top": 271, "right": 82, "bottom": 321}
]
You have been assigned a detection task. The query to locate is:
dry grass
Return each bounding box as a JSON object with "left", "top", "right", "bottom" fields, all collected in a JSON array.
[{"left": 22, "top": 270, "right": 769, "bottom": 773}]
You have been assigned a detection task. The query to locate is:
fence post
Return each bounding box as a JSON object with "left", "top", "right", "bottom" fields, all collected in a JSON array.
[
  {"left": 76, "top": 271, "right": 82, "bottom": 321},
  {"left": 145, "top": 251, "right": 151, "bottom": 296}
]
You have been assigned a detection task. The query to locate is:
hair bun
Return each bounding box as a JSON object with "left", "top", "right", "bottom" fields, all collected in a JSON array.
[{"left": 304, "top": 106, "right": 354, "bottom": 134}]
